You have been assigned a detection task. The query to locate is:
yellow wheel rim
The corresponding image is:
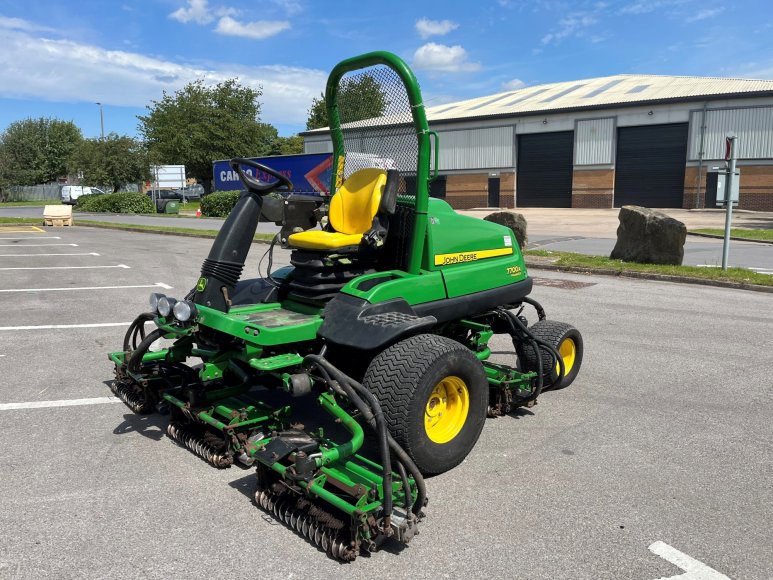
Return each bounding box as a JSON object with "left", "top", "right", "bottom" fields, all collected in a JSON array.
[
  {"left": 424, "top": 376, "right": 469, "bottom": 444},
  {"left": 555, "top": 338, "right": 576, "bottom": 376}
]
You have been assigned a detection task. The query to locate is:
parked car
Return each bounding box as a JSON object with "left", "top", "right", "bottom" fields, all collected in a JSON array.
[
  {"left": 173, "top": 184, "right": 205, "bottom": 201},
  {"left": 147, "top": 189, "right": 183, "bottom": 201},
  {"left": 61, "top": 186, "right": 106, "bottom": 205}
]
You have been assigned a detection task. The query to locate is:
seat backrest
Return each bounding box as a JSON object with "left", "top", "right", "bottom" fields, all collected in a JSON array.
[{"left": 329, "top": 168, "right": 387, "bottom": 235}]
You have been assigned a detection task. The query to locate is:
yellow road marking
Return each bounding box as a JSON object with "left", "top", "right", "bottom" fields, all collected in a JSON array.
[{"left": 0, "top": 225, "right": 45, "bottom": 233}]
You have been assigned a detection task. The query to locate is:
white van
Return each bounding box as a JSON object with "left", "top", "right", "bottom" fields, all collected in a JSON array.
[{"left": 60, "top": 186, "right": 106, "bottom": 205}]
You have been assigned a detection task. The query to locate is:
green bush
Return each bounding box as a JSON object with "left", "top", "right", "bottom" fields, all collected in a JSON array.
[
  {"left": 76, "top": 192, "right": 155, "bottom": 214},
  {"left": 200, "top": 190, "right": 240, "bottom": 217}
]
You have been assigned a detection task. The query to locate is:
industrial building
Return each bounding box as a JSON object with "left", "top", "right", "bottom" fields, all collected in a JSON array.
[{"left": 302, "top": 74, "right": 773, "bottom": 211}]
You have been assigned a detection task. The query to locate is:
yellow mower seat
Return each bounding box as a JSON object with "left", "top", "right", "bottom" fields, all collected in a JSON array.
[{"left": 288, "top": 168, "right": 387, "bottom": 251}]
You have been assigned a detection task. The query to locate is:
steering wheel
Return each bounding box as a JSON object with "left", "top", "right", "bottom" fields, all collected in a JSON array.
[{"left": 230, "top": 158, "right": 293, "bottom": 195}]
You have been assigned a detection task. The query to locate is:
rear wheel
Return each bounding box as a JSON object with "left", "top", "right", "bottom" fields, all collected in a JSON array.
[
  {"left": 363, "top": 334, "right": 488, "bottom": 476},
  {"left": 519, "top": 320, "right": 583, "bottom": 391}
]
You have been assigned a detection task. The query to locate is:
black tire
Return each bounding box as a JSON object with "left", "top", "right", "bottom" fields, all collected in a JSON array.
[
  {"left": 363, "top": 334, "right": 488, "bottom": 476},
  {"left": 519, "top": 320, "right": 583, "bottom": 391}
]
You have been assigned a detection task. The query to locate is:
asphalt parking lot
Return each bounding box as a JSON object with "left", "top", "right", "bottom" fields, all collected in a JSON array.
[{"left": 0, "top": 225, "right": 771, "bottom": 579}]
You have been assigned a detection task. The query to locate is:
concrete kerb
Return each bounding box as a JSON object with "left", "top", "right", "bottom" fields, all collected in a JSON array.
[{"left": 687, "top": 232, "right": 773, "bottom": 245}]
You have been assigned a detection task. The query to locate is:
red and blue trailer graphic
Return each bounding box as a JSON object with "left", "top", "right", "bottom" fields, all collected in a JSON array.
[{"left": 213, "top": 153, "right": 333, "bottom": 196}]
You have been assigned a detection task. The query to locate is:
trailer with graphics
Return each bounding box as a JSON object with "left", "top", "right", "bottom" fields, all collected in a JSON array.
[{"left": 213, "top": 153, "right": 333, "bottom": 196}]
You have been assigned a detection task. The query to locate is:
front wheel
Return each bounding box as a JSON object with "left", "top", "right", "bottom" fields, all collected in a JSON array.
[
  {"left": 518, "top": 320, "right": 583, "bottom": 391},
  {"left": 363, "top": 334, "right": 489, "bottom": 476}
]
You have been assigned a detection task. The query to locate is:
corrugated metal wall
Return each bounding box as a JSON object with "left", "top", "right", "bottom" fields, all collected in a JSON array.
[
  {"left": 688, "top": 106, "right": 773, "bottom": 160},
  {"left": 304, "top": 138, "right": 333, "bottom": 154},
  {"left": 433, "top": 126, "right": 514, "bottom": 170},
  {"left": 574, "top": 118, "right": 615, "bottom": 165}
]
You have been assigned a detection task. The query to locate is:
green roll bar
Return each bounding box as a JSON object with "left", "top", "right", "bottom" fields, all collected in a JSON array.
[{"left": 325, "top": 51, "right": 432, "bottom": 275}]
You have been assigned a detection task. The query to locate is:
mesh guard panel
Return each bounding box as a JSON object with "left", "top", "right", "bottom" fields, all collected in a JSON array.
[{"left": 335, "top": 66, "right": 418, "bottom": 202}]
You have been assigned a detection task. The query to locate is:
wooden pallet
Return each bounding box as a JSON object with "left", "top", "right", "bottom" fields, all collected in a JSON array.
[
  {"left": 44, "top": 217, "right": 73, "bottom": 227},
  {"left": 43, "top": 205, "right": 73, "bottom": 227}
]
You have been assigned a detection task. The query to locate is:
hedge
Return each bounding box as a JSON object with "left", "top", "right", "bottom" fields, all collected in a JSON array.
[
  {"left": 200, "top": 190, "right": 241, "bottom": 217},
  {"left": 76, "top": 192, "right": 155, "bottom": 214}
]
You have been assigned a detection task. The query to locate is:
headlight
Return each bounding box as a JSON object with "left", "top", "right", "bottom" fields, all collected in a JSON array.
[
  {"left": 149, "top": 292, "right": 164, "bottom": 313},
  {"left": 158, "top": 296, "right": 177, "bottom": 317},
  {"left": 173, "top": 300, "right": 197, "bottom": 323}
]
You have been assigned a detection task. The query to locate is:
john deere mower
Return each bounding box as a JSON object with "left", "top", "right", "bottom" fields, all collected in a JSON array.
[{"left": 108, "top": 51, "right": 583, "bottom": 561}]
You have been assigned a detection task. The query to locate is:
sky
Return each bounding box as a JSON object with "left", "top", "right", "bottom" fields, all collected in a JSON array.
[{"left": 0, "top": 0, "right": 771, "bottom": 139}]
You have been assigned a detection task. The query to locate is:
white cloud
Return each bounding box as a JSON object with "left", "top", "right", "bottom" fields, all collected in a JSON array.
[
  {"left": 541, "top": 13, "right": 597, "bottom": 45},
  {"left": 0, "top": 15, "right": 55, "bottom": 33},
  {"left": 215, "top": 16, "right": 289, "bottom": 39},
  {"left": 0, "top": 20, "right": 325, "bottom": 127},
  {"left": 502, "top": 78, "right": 526, "bottom": 90},
  {"left": 686, "top": 7, "right": 724, "bottom": 22},
  {"left": 271, "top": 0, "right": 303, "bottom": 15},
  {"left": 618, "top": 0, "right": 687, "bottom": 15},
  {"left": 415, "top": 18, "right": 459, "bottom": 39},
  {"left": 170, "top": 0, "right": 214, "bottom": 24},
  {"left": 412, "top": 43, "right": 480, "bottom": 73}
]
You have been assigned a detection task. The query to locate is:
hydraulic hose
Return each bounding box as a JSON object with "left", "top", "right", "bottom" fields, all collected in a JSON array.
[
  {"left": 522, "top": 296, "right": 546, "bottom": 321},
  {"left": 127, "top": 328, "right": 165, "bottom": 374},
  {"left": 305, "top": 355, "right": 427, "bottom": 517},
  {"left": 122, "top": 313, "right": 155, "bottom": 351},
  {"left": 305, "top": 355, "right": 393, "bottom": 529},
  {"left": 500, "top": 308, "right": 565, "bottom": 404}
]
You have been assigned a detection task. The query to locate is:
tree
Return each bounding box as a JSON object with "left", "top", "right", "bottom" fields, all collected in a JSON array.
[
  {"left": 0, "top": 117, "right": 82, "bottom": 184},
  {"left": 306, "top": 74, "right": 389, "bottom": 130},
  {"left": 69, "top": 134, "right": 151, "bottom": 191},
  {"left": 267, "top": 135, "right": 304, "bottom": 156},
  {"left": 138, "top": 79, "right": 276, "bottom": 190}
]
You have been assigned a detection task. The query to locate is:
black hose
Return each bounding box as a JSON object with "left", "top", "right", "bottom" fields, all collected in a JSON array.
[
  {"left": 122, "top": 313, "right": 154, "bottom": 351},
  {"left": 127, "top": 328, "right": 164, "bottom": 374},
  {"left": 501, "top": 309, "right": 566, "bottom": 404},
  {"left": 305, "top": 355, "right": 427, "bottom": 517},
  {"left": 523, "top": 296, "right": 546, "bottom": 321},
  {"left": 394, "top": 460, "right": 412, "bottom": 511},
  {"left": 305, "top": 355, "right": 393, "bottom": 528}
]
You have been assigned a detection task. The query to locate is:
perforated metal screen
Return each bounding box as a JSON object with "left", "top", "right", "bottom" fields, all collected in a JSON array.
[{"left": 335, "top": 66, "right": 419, "bottom": 194}]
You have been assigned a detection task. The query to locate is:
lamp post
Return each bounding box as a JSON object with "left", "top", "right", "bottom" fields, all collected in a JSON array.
[
  {"left": 95, "top": 102, "right": 106, "bottom": 191},
  {"left": 95, "top": 102, "right": 105, "bottom": 141}
]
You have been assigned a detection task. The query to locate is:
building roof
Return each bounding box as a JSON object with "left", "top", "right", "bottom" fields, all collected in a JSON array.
[
  {"left": 423, "top": 74, "right": 773, "bottom": 123},
  {"left": 301, "top": 74, "right": 773, "bottom": 136}
]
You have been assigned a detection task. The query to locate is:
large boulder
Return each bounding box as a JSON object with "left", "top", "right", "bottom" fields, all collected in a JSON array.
[
  {"left": 610, "top": 206, "right": 686, "bottom": 265},
  {"left": 484, "top": 211, "right": 528, "bottom": 249}
]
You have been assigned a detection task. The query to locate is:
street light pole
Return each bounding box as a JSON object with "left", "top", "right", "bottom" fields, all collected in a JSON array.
[{"left": 95, "top": 102, "right": 105, "bottom": 141}]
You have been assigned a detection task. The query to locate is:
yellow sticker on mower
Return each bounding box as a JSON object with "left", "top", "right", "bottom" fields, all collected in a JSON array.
[{"left": 434, "top": 247, "right": 512, "bottom": 266}]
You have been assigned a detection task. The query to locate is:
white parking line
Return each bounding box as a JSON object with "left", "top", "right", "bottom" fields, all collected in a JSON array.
[
  {"left": 0, "top": 243, "right": 77, "bottom": 247},
  {"left": 0, "top": 236, "right": 61, "bottom": 240},
  {"left": 649, "top": 541, "right": 729, "bottom": 579},
  {"left": 0, "top": 322, "right": 132, "bottom": 331},
  {"left": 0, "top": 252, "right": 99, "bottom": 257},
  {"left": 0, "top": 282, "right": 172, "bottom": 293},
  {"left": 0, "top": 264, "right": 130, "bottom": 271},
  {"left": 0, "top": 397, "right": 122, "bottom": 411}
]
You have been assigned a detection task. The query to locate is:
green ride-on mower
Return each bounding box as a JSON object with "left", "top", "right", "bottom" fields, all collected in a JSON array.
[{"left": 108, "top": 51, "right": 583, "bottom": 561}]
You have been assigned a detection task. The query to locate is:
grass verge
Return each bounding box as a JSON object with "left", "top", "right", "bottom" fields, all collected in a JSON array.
[
  {"left": 0, "top": 200, "right": 62, "bottom": 207},
  {"left": 0, "top": 217, "right": 44, "bottom": 224},
  {"left": 691, "top": 228, "right": 773, "bottom": 242},
  {"left": 525, "top": 249, "right": 773, "bottom": 287}
]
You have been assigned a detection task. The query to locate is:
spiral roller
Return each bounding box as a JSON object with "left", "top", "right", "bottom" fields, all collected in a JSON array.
[
  {"left": 167, "top": 422, "right": 233, "bottom": 468},
  {"left": 254, "top": 487, "right": 357, "bottom": 561},
  {"left": 109, "top": 379, "right": 155, "bottom": 414}
]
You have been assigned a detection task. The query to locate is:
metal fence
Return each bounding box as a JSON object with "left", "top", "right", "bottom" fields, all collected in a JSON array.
[{"left": 1, "top": 184, "right": 61, "bottom": 202}]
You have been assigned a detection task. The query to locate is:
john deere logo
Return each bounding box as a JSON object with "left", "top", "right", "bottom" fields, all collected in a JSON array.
[{"left": 196, "top": 277, "right": 207, "bottom": 292}]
